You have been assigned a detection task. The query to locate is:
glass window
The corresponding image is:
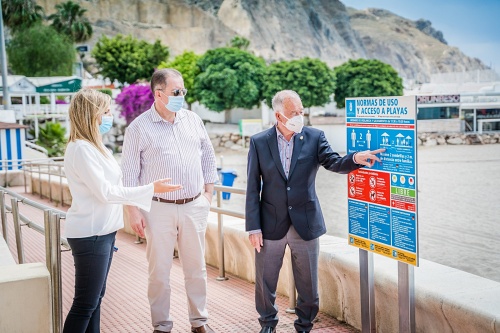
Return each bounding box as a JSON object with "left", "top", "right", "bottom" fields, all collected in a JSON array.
[
  {"left": 417, "top": 107, "right": 459, "bottom": 120},
  {"left": 476, "top": 108, "right": 500, "bottom": 118}
]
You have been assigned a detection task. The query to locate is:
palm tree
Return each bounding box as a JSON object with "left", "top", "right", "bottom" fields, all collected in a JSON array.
[
  {"left": 1, "top": 0, "right": 44, "bottom": 32},
  {"left": 48, "top": 0, "right": 93, "bottom": 43}
]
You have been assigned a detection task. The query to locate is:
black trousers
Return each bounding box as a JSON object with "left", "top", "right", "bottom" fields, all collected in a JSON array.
[{"left": 63, "top": 231, "right": 116, "bottom": 333}]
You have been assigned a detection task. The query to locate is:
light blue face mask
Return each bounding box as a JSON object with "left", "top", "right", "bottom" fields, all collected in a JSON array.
[
  {"left": 99, "top": 116, "right": 113, "bottom": 134},
  {"left": 165, "top": 95, "right": 185, "bottom": 112}
]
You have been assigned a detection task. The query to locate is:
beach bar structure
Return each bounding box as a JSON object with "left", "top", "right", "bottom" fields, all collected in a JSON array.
[
  {"left": 0, "top": 122, "right": 27, "bottom": 170},
  {"left": 410, "top": 70, "right": 500, "bottom": 133},
  {"left": 0, "top": 75, "right": 81, "bottom": 117}
]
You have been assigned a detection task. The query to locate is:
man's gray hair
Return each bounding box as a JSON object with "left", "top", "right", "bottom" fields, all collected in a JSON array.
[
  {"left": 150, "top": 68, "right": 183, "bottom": 93},
  {"left": 271, "top": 90, "right": 301, "bottom": 113}
]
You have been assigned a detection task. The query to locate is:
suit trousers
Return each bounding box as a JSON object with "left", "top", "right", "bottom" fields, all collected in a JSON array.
[
  {"left": 143, "top": 196, "right": 211, "bottom": 332},
  {"left": 255, "top": 225, "right": 319, "bottom": 332}
]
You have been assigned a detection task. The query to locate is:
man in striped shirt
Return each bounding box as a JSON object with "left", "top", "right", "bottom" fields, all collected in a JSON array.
[{"left": 122, "top": 68, "right": 218, "bottom": 333}]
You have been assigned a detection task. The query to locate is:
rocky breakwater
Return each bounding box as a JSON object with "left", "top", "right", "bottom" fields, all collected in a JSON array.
[
  {"left": 209, "top": 132, "right": 249, "bottom": 153},
  {"left": 103, "top": 127, "right": 500, "bottom": 153},
  {"left": 417, "top": 132, "right": 500, "bottom": 146}
]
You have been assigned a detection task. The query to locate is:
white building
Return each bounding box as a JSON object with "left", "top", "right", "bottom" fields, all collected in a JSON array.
[{"left": 407, "top": 69, "right": 500, "bottom": 133}]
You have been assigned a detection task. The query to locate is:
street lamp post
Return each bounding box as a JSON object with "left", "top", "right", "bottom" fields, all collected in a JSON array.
[{"left": 0, "top": 0, "right": 11, "bottom": 109}]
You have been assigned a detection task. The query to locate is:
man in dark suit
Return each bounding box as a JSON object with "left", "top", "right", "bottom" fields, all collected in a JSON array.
[{"left": 245, "top": 90, "right": 384, "bottom": 333}]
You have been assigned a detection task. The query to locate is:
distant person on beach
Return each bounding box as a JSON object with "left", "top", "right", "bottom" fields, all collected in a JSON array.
[
  {"left": 63, "top": 89, "right": 182, "bottom": 333},
  {"left": 245, "top": 90, "right": 384, "bottom": 333},
  {"left": 121, "top": 69, "right": 218, "bottom": 333}
]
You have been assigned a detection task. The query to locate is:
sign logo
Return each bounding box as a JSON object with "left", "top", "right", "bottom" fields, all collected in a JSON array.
[{"left": 346, "top": 100, "right": 356, "bottom": 117}]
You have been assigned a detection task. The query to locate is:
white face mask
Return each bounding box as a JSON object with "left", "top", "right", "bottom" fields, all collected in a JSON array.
[{"left": 280, "top": 114, "right": 304, "bottom": 133}]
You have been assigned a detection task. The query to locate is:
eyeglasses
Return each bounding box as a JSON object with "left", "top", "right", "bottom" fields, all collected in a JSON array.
[
  {"left": 156, "top": 88, "right": 188, "bottom": 97},
  {"left": 172, "top": 88, "right": 188, "bottom": 96}
]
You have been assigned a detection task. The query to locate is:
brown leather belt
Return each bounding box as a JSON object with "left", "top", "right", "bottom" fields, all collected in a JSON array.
[{"left": 153, "top": 193, "right": 201, "bottom": 205}]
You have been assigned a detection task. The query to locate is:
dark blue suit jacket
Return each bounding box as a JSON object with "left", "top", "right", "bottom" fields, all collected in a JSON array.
[{"left": 245, "top": 126, "right": 361, "bottom": 241}]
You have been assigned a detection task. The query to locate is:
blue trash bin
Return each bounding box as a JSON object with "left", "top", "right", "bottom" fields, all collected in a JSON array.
[{"left": 220, "top": 169, "right": 237, "bottom": 200}]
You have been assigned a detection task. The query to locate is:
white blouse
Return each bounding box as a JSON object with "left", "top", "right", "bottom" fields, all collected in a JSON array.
[{"left": 64, "top": 140, "right": 154, "bottom": 238}]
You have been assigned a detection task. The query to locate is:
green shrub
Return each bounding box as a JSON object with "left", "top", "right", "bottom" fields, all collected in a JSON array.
[
  {"left": 98, "top": 89, "right": 112, "bottom": 97},
  {"left": 29, "top": 122, "right": 67, "bottom": 157}
]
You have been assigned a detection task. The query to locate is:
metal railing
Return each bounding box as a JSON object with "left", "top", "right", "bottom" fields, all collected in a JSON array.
[
  {"left": 210, "top": 184, "right": 297, "bottom": 312},
  {"left": 0, "top": 157, "right": 67, "bottom": 206},
  {"left": 134, "top": 184, "right": 298, "bottom": 311},
  {"left": 211, "top": 185, "right": 245, "bottom": 281},
  {"left": 1, "top": 164, "right": 299, "bottom": 322},
  {"left": 0, "top": 187, "right": 68, "bottom": 333},
  {"left": 23, "top": 158, "right": 66, "bottom": 206},
  {"left": 25, "top": 141, "right": 49, "bottom": 156}
]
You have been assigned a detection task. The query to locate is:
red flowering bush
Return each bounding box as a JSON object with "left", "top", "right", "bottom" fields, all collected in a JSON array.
[{"left": 115, "top": 84, "right": 154, "bottom": 125}]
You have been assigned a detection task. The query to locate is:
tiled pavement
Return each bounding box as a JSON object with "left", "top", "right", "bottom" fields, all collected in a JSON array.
[{"left": 3, "top": 189, "right": 359, "bottom": 333}]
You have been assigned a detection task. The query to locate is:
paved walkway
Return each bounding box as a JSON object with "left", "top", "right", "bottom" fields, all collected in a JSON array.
[{"left": 3, "top": 188, "right": 359, "bottom": 333}]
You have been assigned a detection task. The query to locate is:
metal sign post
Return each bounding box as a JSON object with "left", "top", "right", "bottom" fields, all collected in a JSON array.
[
  {"left": 398, "top": 262, "right": 415, "bottom": 333},
  {"left": 359, "top": 249, "right": 375, "bottom": 333},
  {"left": 346, "top": 96, "right": 418, "bottom": 332}
]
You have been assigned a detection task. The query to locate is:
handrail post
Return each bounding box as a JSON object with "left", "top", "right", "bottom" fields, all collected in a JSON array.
[
  {"left": 0, "top": 191, "right": 7, "bottom": 242},
  {"left": 30, "top": 162, "right": 34, "bottom": 194},
  {"left": 11, "top": 197, "right": 24, "bottom": 263},
  {"left": 59, "top": 164, "right": 64, "bottom": 207},
  {"left": 38, "top": 164, "right": 42, "bottom": 199},
  {"left": 23, "top": 161, "right": 27, "bottom": 193},
  {"left": 3, "top": 160, "right": 7, "bottom": 187},
  {"left": 44, "top": 209, "right": 62, "bottom": 333},
  {"left": 44, "top": 209, "right": 52, "bottom": 272},
  {"left": 50, "top": 211, "right": 63, "bottom": 333},
  {"left": 216, "top": 189, "right": 228, "bottom": 281},
  {"left": 48, "top": 161, "right": 52, "bottom": 202},
  {"left": 285, "top": 250, "right": 296, "bottom": 313},
  {"left": 134, "top": 235, "right": 143, "bottom": 244}
]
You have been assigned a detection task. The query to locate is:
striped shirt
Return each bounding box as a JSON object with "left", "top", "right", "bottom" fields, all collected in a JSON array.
[
  {"left": 276, "top": 126, "right": 297, "bottom": 178},
  {"left": 121, "top": 104, "right": 218, "bottom": 200}
]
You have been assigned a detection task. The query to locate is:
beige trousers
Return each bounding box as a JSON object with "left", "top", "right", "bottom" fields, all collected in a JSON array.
[{"left": 143, "top": 195, "right": 211, "bottom": 332}]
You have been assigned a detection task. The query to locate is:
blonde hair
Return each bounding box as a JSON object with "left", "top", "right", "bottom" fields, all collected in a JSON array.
[{"left": 68, "top": 89, "right": 111, "bottom": 156}]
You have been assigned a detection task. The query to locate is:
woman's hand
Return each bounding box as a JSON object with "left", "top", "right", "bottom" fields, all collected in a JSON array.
[{"left": 152, "top": 178, "right": 183, "bottom": 193}]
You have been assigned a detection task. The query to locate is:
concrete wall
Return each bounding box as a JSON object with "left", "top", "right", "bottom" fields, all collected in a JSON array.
[
  {"left": 30, "top": 174, "right": 72, "bottom": 206},
  {"left": 202, "top": 214, "right": 500, "bottom": 333},
  {"left": 0, "top": 170, "right": 25, "bottom": 187},
  {"left": 417, "top": 119, "right": 462, "bottom": 133},
  {"left": 0, "top": 237, "right": 52, "bottom": 333},
  {"left": 25, "top": 176, "right": 500, "bottom": 333}
]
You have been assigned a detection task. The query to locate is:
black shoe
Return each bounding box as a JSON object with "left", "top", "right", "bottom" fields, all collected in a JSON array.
[{"left": 259, "top": 327, "right": 276, "bottom": 333}]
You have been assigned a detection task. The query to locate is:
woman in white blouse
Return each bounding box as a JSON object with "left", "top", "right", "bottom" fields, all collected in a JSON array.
[{"left": 62, "top": 89, "right": 182, "bottom": 333}]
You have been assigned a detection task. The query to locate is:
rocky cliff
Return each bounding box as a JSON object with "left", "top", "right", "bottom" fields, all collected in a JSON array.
[
  {"left": 39, "top": 0, "right": 488, "bottom": 83},
  {"left": 346, "top": 8, "right": 486, "bottom": 83}
]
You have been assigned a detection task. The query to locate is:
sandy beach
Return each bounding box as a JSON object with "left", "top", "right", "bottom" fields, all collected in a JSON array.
[{"left": 217, "top": 143, "right": 500, "bottom": 282}]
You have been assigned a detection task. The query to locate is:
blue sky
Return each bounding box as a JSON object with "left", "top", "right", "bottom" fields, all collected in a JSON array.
[{"left": 342, "top": 0, "right": 500, "bottom": 71}]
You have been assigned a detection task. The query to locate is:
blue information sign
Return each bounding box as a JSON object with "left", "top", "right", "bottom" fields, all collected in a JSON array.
[{"left": 346, "top": 96, "right": 419, "bottom": 266}]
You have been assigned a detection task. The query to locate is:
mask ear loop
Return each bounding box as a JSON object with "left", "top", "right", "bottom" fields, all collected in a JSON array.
[
  {"left": 157, "top": 90, "right": 169, "bottom": 105},
  {"left": 277, "top": 112, "right": 289, "bottom": 127}
]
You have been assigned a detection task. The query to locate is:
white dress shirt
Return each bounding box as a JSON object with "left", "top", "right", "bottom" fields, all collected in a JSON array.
[
  {"left": 64, "top": 140, "right": 154, "bottom": 238},
  {"left": 121, "top": 105, "right": 218, "bottom": 199}
]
